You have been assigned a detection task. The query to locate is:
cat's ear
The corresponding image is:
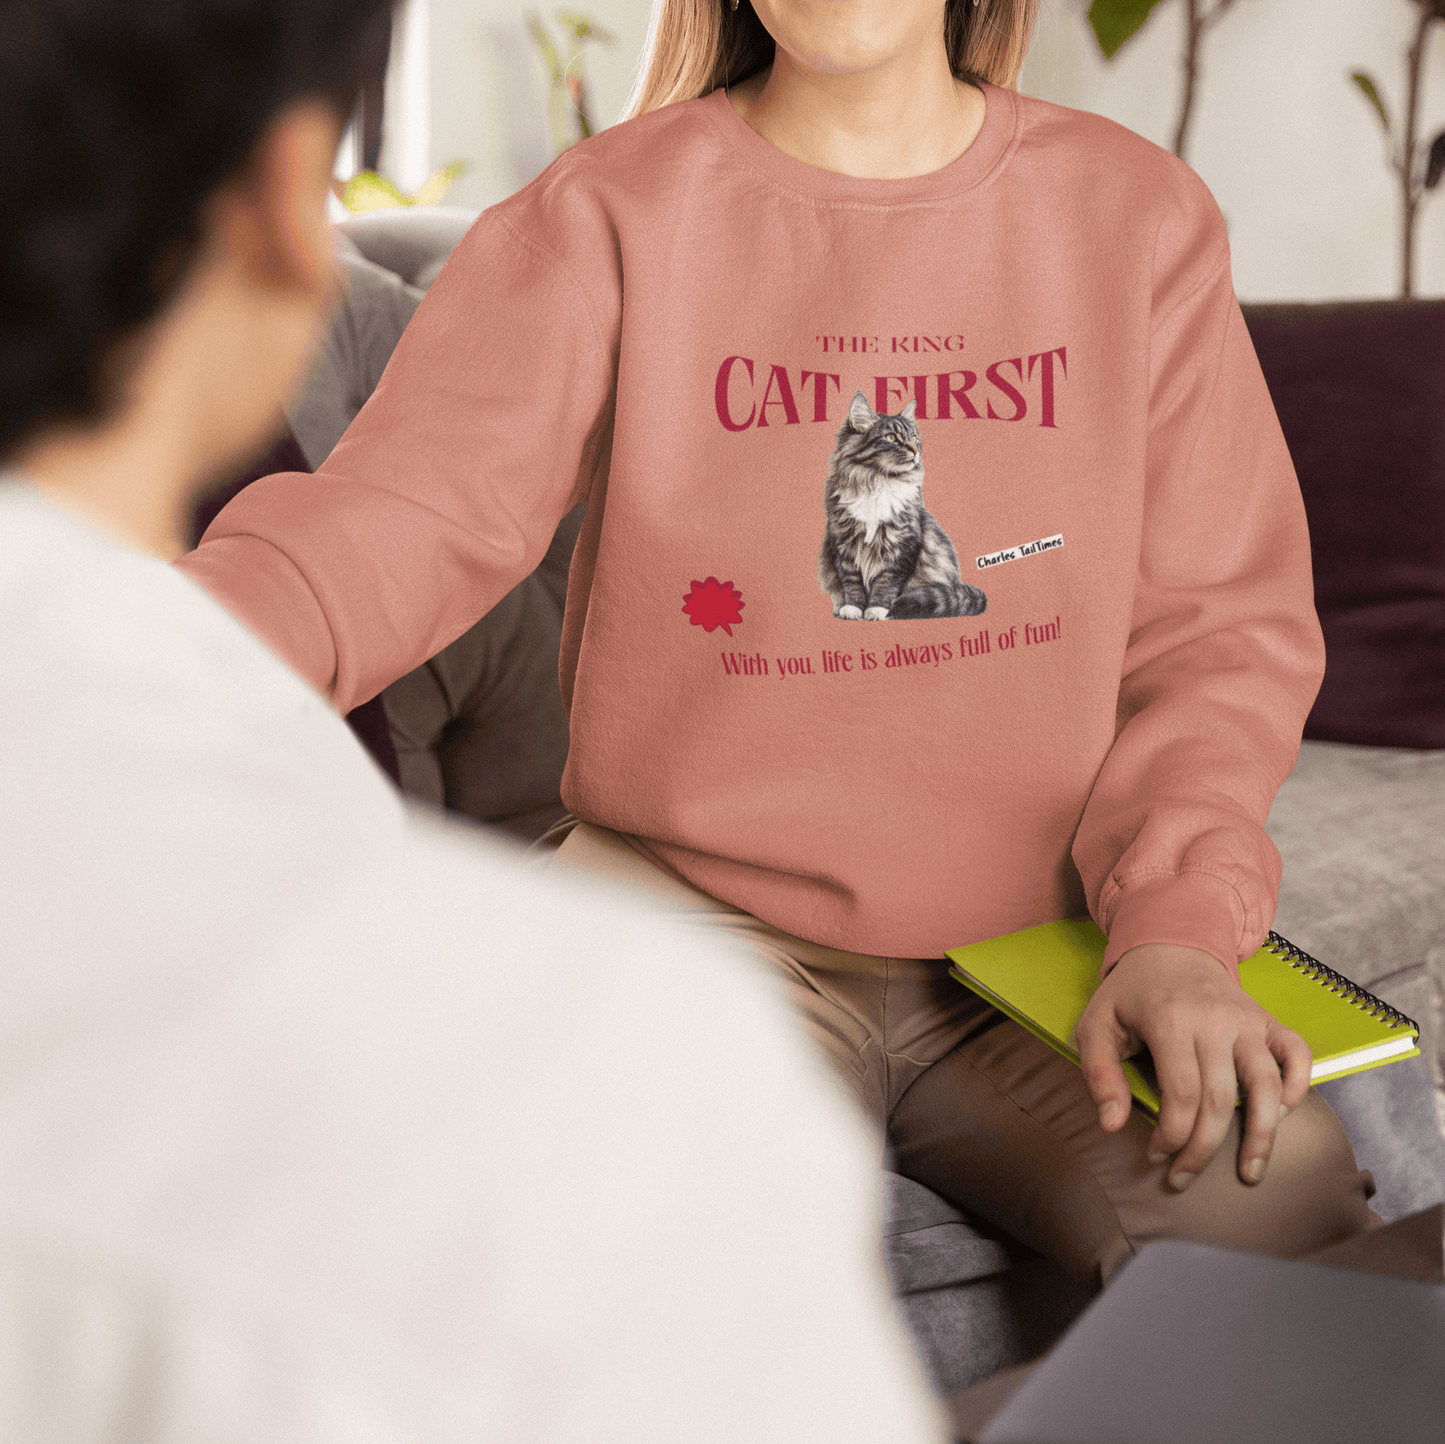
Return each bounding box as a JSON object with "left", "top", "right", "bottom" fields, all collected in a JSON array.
[
  {"left": 847, "top": 390, "right": 876, "bottom": 431},
  {"left": 901, "top": 399, "right": 917, "bottom": 420}
]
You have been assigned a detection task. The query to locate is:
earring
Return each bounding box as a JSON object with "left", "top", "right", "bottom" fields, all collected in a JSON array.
[{"left": 731, "top": 0, "right": 739, "bottom": 10}]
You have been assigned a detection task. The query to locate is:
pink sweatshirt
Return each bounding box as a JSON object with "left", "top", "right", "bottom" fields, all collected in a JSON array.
[{"left": 177, "top": 83, "right": 1323, "bottom": 972}]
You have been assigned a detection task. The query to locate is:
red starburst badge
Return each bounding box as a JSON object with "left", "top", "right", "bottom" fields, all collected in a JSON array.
[{"left": 682, "top": 577, "right": 745, "bottom": 636}]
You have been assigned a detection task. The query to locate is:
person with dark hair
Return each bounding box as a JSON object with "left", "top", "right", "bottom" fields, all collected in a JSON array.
[{"left": 0, "top": 3, "right": 945, "bottom": 1436}]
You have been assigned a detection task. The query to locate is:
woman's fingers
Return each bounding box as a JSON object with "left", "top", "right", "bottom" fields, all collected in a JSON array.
[
  {"left": 1151, "top": 1023, "right": 1310, "bottom": 1190},
  {"left": 1234, "top": 1038, "right": 1286, "bottom": 1184},
  {"left": 1076, "top": 1007, "right": 1135, "bottom": 1132},
  {"left": 1155, "top": 1034, "right": 1238, "bottom": 1190},
  {"left": 1083, "top": 946, "right": 1317, "bottom": 1191},
  {"left": 1144, "top": 1023, "right": 1204, "bottom": 1173},
  {"left": 1269, "top": 1020, "right": 1313, "bottom": 1110}
]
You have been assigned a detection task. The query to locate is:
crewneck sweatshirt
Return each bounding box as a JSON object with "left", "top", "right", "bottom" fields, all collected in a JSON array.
[{"left": 177, "top": 83, "right": 1324, "bottom": 972}]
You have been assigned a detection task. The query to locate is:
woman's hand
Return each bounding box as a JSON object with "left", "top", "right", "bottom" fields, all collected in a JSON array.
[{"left": 1075, "top": 943, "right": 1313, "bottom": 1191}]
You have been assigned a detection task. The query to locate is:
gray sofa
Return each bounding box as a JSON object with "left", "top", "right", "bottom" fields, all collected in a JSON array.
[{"left": 296, "top": 208, "right": 1445, "bottom": 1411}]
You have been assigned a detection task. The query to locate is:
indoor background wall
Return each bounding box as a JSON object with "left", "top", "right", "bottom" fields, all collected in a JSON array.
[
  {"left": 398, "top": 0, "right": 1445, "bottom": 300},
  {"left": 416, "top": 0, "right": 655, "bottom": 209},
  {"left": 1019, "top": 0, "right": 1445, "bottom": 300}
]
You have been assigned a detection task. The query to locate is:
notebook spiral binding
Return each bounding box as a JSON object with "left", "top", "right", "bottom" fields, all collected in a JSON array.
[{"left": 1263, "top": 932, "right": 1419, "bottom": 1034}]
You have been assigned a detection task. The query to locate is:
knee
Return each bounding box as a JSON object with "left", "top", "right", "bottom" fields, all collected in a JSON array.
[
  {"left": 1117, "top": 1089, "right": 1377, "bottom": 1278},
  {"left": 1247, "top": 1089, "right": 1378, "bottom": 1251}
]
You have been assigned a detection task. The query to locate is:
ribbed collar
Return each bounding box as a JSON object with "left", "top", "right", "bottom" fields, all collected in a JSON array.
[{"left": 699, "top": 80, "right": 1018, "bottom": 206}]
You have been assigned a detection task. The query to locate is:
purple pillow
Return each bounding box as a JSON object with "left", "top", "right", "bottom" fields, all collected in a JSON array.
[
  {"left": 1242, "top": 301, "right": 1445, "bottom": 749},
  {"left": 188, "top": 430, "right": 312, "bottom": 550}
]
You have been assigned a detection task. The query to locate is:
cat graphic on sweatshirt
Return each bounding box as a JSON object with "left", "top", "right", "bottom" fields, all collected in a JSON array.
[{"left": 818, "top": 390, "right": 987, "bottom": 620}]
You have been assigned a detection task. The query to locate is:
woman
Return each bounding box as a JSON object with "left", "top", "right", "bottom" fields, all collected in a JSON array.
[{"left": 179, "top": 0, "right": 1383, "bottom": 1285}]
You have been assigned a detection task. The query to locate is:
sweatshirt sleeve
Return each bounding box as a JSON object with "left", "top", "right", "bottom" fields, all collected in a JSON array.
[
  {"left": 174, "top": 191, "right": 619, "bottom": 712},
  {"left": 1071, "top": 190, "right": 1325, "bottom": 980}
]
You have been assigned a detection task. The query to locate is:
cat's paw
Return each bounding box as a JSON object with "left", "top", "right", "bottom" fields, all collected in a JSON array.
[
  {"left": 863, "top": 606, "right": 890, "bottom": 620},
  {"left": 836, "top": 605, "right": 863, "bottom": 620}
]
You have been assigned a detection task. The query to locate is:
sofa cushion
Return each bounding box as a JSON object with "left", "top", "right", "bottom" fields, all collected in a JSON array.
[
  {"left": 1266, "top": 737, "right": 1445, "bottom": 1222},
  {"left": 881, "top": 1172, "right": 1091, "bottom": 1396},
  {"left": 883, "top": 1172, "right": 1014, "bottom": 1290},
  {"left": 381, "top": 506, "right": 581, "bottom": 841},
  {"left": 335, "top": 205, "right": 479, "bottom": 289},
  {"left": 286, "top": 249, "right": 425, "bottom": 471},
  {"left": 1241, "top": 301, "right": 1445, "bottom": 748}
]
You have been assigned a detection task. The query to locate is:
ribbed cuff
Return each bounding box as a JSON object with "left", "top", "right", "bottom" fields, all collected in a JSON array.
[
  {"left": 1101, "top": 872, "right": 1245, "bottom": 981},
  {"left": 175, "top": 535, "right": 338, "bottom": 700}
]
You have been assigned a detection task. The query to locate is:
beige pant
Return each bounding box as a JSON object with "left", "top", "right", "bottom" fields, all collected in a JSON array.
[{"left": 546, "top": 821, "right": 1378, "bottom": 1290}]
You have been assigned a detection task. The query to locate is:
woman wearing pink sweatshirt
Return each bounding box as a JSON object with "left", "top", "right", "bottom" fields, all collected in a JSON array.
[{"left": 179, "top": 0, "right": 1382, "bottom": 1285}]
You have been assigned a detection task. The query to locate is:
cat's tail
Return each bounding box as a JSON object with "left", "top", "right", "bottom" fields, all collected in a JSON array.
[{"left": 890, "top": 583, "right": 987, "bottom": 619}]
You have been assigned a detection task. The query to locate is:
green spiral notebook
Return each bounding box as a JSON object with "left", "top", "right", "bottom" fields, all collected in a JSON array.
[{"left": 945, "top": 920, "right": 1420, "bottom": 1118}]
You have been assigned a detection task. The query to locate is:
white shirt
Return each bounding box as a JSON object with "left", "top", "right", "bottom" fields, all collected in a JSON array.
[{"left": 0, "top": 481, "right": 943, "bottom": 1441}]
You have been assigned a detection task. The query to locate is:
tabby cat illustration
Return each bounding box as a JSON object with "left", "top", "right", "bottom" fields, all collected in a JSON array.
[{"left": 818, "top": 391, "right": 987, "bottom": 620}]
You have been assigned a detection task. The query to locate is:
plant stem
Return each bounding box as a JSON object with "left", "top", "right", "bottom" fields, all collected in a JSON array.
[
  {"left": 1173, "top": 0, "right": 1240, "bottom": 164},
  {"left": 1401, "top": 6, "right": 1434, "bottom": 298},
  {"left": 1173, "top": 0, "right": 1204, "bottom": 160}
]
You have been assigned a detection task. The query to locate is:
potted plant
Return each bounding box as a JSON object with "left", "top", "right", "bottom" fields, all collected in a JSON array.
[
  {"left": 527, "top": 10, "right": 618, "bottom": 158},
  {"left": 1087, "top": 0, "right": 1252, "bottom": 162},
  {"left": 334, "top": 162, "right": 470, "bottom": 214},
  {"left": 1351, "top": 0, "right": 1445, "bottom": 297}
]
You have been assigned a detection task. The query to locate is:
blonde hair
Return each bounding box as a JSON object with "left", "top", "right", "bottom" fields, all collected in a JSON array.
[{"left": 624, "top": 0, "right": 1040, "bottom": 120}]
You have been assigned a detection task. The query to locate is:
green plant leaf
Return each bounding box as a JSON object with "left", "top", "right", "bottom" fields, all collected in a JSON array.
[
  {"left": 341, "top": 170, "right": 407, "bottom": 212},
  {"left": 1350, "top": 72, "right": 1391, "bottom": 134},
  {"left": 411, "top": 161, "right": 469, "bottom": 208},
  {"left": 555, "top": 11, "right": 616, "bottom": 47},
  {"left": 526, "top": 13, "right": 563, "bottom": 83},
  {"left": 1427, "top": 130, "right": 1445, "bottom": 191},
  {"left": 1088, "top": 0, "right": 1166, "bottom": 60}
]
